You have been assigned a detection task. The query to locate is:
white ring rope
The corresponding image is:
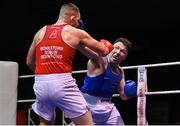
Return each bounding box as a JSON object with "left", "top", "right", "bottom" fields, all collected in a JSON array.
[
  {"left": 19, "top": 74, "right": 34, "bottom": 79},
  {"left": 19, "top": 61, "right": 180, "bottom": 78},
  {"left": 145, "top": 90, "right": 180, "bottom": 95},
  {"left": 18, "top": 99, "right": 36, "bottom": 103},
  {"left": 122, "top": 61, "right": 180, "bottom": 70},
  {"left": 112, "top": 90, "right": 180, "bottom": 97}
]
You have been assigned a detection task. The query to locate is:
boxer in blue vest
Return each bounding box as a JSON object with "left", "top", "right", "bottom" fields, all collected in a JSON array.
[{"left": 81, "top": 37, "right": 137, "bottom": 125}]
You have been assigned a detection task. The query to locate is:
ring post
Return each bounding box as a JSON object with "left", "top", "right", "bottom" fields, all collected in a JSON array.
[
  {"left": 0, "top": 61, "right": 18, "bottom": 125},
  {"left": 137, "top": 67, "right": 148, "bottom": 125}
]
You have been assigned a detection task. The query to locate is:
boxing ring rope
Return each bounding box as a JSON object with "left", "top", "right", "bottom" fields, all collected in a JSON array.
[
  {"left": 112, "top": 90, "right": 180, "bottom": 97},
  {"left": 17, "top": 61, "right": 180, "bottom": 125}
]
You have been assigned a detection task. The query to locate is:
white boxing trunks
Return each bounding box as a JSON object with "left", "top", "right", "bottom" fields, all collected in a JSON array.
[
  {"left": 32, "top": 73, "right": 89, "bottom": 121},
  {"left": 82, "top": 93, "right": 124, "bottom": 125}
]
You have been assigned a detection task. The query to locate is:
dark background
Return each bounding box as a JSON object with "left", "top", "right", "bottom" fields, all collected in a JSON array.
[{"left": 2, "top": 0, "right": 180, "bottom": 125}]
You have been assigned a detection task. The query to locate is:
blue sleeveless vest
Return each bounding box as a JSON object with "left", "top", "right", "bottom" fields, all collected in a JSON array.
[{"left": 81, "top": 63, "right": 122, "bottom": 98}]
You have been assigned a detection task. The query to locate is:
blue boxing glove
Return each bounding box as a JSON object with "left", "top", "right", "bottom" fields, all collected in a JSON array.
[
  {"left": 124, "top": 80, "right": 137, "bottom": 97},
  {"left": 76, "top": 19, "right": 85, "bottom": 29}
]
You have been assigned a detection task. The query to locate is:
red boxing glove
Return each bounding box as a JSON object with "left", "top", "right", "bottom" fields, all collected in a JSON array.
[{"left": 100, "top": 39, "right": 114, "bottom": 53}]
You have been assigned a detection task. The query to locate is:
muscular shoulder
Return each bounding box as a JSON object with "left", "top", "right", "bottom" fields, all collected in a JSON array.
[
  {"left": 61, "top": 25, "right": 88, "bottom": 48},
  {"left": 63, "top": 25, "right": 86, "bottom": 37},
  {"left": 87, "top": 57, "right": 107, "bottom": 76},
  {"left": 34, "top": 26, "right": 47, "bottom": 45}
]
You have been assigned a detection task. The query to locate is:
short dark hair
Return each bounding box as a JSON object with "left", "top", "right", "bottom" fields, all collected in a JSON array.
[{"left": 114, "top": 37, "right": 132, "bottom": 51}]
